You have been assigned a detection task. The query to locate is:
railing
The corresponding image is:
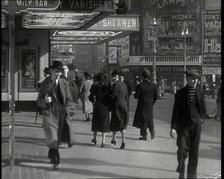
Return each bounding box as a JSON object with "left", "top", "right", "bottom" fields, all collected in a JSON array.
[{"left": 121, "top": 55, "right": 202, "bottom": 66}]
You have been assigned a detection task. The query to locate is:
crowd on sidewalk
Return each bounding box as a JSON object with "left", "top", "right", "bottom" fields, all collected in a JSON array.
[{"left": 36, "top": 60, "right": 220, "bottom": 179}]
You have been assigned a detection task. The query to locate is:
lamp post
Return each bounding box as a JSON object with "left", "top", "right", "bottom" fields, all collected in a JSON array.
[
  {"left": 150, "top": 17, "right": 158, "bottom": 84},
  {"left": 181, "top": 27, "right": 189, "bottom": 87}
]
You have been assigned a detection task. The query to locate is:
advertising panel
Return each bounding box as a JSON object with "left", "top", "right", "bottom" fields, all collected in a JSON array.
[
  {"left": 202, "top": 11, "right": 221, "bottom": 65},
  {"left": 20, "top": 48, "right": 38, "bottom": 91},
  {"left": 143, "top": 0, "right": 201, "bottom": 56}
]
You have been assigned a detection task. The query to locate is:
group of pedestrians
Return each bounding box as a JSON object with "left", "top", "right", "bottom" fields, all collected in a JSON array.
[{"left": 36, "top": 61, "right": 210, "bottom": 179}]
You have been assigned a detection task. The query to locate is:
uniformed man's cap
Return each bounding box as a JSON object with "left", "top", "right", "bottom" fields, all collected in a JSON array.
[{"left": 185, "top": 70, "right": 200, "bottom": 78}]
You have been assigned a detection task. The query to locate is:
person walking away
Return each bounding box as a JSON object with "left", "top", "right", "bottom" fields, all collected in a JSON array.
[
  {"left": 133, "top": 69, "right": 158, "bottom": 140},
  {"left": 170, "top": 70, "right": 207, "bottom": 179},
  {"left": 110, "top": 71, "right": 129, "bottom": 149},
  {"left": 89, "top": 73, "right": 111, "bottom": 147},
  {"left": 61, "top": 64, "right": 79, "bottom": 118},
  {"left": 215, "top": 83, "right": 221, "bottom": 120},
  {"left": 122, "top": 72, "right": 132, "bottom": 110},
  {"left": 37, "top": 61, "right": 75, "bottom": 170},
  {"left": 80, "top": 72, "right": 93, "bottom": 121}
]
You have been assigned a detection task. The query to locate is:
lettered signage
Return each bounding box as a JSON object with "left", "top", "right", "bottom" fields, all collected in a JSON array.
[
  {"left": 2, "top": 0, "right": 60, "bottom": 14},
  {"left": 202, "top": 11, "right": 221, "bottom": 65}
]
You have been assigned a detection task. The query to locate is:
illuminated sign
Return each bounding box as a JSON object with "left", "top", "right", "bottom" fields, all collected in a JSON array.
[
  {"left": 1, "top": 13, "right": 6, "bottom": 28},
  {"left": 89, "top": 15, "right": 139, "bottom": 31},
  {"left": 2, "top": 0, "right": 60, "bottom": 14}
]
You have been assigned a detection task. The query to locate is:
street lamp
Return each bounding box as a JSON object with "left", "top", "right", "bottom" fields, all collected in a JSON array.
[
  {"left": 150, "top": 17, "right": 158, "bottom": 84},
  {"left": 181, "top": 27, "right": 189, "bottom": 87}
]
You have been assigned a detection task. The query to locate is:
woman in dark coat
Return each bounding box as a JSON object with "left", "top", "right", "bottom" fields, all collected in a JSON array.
[
  {"left": 110, "top": 71, "right": 129, "bottom": 149},
  {"left": 37, "top": 61, "right": 75, "bottom": 170},
  {"left": 89, "top": 73, "right": 111, "bottom": 147},
  {"left": 133, "top": 69, "right": 158, "bottom": 140}
]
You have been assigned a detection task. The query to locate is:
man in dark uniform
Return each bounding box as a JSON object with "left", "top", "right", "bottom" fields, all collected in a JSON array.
[{"left": 170, "top": 70, "right": 207, "bottom": 179}]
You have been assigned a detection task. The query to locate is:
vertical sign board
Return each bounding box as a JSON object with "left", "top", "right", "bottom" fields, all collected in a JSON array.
[
  {"left": 202, "top": 11, "right": 221, "bottom": 67},
  {"left": 108, "top": 47, "right": 117, "bottom": 64}
]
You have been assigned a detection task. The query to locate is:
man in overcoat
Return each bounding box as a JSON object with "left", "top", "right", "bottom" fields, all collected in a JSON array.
[
  {"left": 170, "top": 70, "right": 207, "bottom": 178},
  {"left": 37, "top": 61, "right": 75, "bottom": 170},
  {"left": 133, "top": 69, "right": 158, "bottom": 140}
]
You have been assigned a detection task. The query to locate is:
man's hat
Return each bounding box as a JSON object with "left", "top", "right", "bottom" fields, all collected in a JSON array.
[
  {"left": 119, "top": 72, "right": 125, "bottom": 77},
  {"left": 50, "top": 61, "right": 63, "bottom": 72},
  {"left": 185, "top": 70, "right": 200, "bottom": 78},
  {"left": 142, "top": 69, "right": 150, "bottom": 78},
  {"left": 43, "top": 67, "right": 50, "bottom": 73},
  {"left": 111, "top": 70, "right": 119, "bottom": 77}
]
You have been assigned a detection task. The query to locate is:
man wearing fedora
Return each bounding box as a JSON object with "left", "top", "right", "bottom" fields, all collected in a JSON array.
[
  {"left": 170, "top": 70, "right": 207, "bottom": 178},
  {"left": 37, "top": 60, "right": 75, "bottom": 170}
]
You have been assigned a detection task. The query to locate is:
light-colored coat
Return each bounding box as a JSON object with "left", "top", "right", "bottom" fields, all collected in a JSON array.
[{"left": 37, "top": 77, "right": 75, "bottom": 148}]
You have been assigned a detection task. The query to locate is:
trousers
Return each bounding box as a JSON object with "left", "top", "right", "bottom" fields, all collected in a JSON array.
[{"left": 176, "top": 122, "right": 201, "bottom": 178}]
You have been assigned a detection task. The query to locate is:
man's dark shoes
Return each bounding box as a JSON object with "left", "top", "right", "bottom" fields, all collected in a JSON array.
[
  {"left": 150, "top": 131, "right": 155, "bottom": 139},
  {"left": 52, "top": 164, "right": 58, "bottom": 170},
  {"left": 111, "top": 139, "right": 116, "bottom": 145},
  {"left": 139, "top": 136, "right": 147, "bottom": 140},
  {"left": 178, "top": 173, "right": 184, "bottom": 179},
  {"left": 120, "top": 142, "right": 125, "bottom": 149}
]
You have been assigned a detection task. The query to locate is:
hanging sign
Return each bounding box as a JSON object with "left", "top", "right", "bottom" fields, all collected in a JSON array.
[
  {"left": 2, "top": 0, "right": 60, "bottom": 14},
  {"left": 58, "top": 0, "right": 115, "bottom": 12}
]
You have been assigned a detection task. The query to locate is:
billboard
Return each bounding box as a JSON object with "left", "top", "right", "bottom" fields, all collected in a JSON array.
[{"left": 202, "top": 11, "right": 221, "bottom": 66}]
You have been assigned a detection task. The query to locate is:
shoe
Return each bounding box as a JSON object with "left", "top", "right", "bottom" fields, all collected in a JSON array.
[
  {"left": 91, "top": 139, "right": 97, "bottom": 145},
  {"left": 139, "top": 136, "right": 147, "bottom": 140},
  {"left": 178, "top": 173, "right": 184, "bottom": 179},
  {"left": 150, "top": 131, "right": 155, "bottom": 139},
  {"left": 52, "top": 164, "right": 58, "bottom": 170},
  {"left": 101, "top": 143, "right": 105, "bottom": 148},
  {"left": 120, "top": 142, "right": 125, "bottom": 149},
  {"left": 85, "top": 118, "right": 90, "bottom": 122},
  {"left": 111, "top": 140, "right": 116, "bottom": 145}
]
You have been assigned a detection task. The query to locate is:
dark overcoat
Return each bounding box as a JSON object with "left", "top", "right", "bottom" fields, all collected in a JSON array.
[
  {"left": 171, "top": 85, "right": 207, "bottom": 134},
  {"left": 133, "top": 80, "right": 158, "bottom": 129},
  {"left": 110, "top": 80, "right": 129, "bottom": 131},
  {"left": 37, "top": 77, "right": 75, "bottom": 148},
  {"left": 89, "top": 83, "right": 110, "bottom": 132},
  {"left": 61, "top": 73, "right": 79, "bottom": 104}
]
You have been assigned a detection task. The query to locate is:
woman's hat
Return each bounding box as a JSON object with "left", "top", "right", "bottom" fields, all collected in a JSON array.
[{"left": 50, "top": 61, "right": 63, "bottom": 72}]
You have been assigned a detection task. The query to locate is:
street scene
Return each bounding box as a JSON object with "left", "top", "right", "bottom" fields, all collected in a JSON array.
[
  {"left": 2, "top": 94, "right": 221, "bottom": 179},
  {"left": 1, "top": 0, "right": 221, "bottom": 179}
]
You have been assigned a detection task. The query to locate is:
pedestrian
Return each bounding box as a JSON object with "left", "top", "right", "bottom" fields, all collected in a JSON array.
[
  {"left": 80, "top": 72, "right": 93, "bottom": 121},
  {"left": 61, "top": 64, "right": 79, "bottom": 119},
  {"left": 122, "top": 72, "right": 132, "bottom": 110},
  {"left": 37, "top": 67, "right": 50, "bottom": 89},
  {"left": 37, "top": 60, "right": 75, "bottom": 170},
  {"left": 61, "top": 64, "right": 79, "bottom": 104},
  {"left": 208, "top": 82, "right": 221, "bottom": 120},
  {"left": 110, "top": 71, "right": 129, "bottom": 149},
  {"left": 89, "top": 72, "right": 111, "bottom": 147},
  {"left": 132, "top": 69, "right": 158, "bottom": 140},
  {"left": 170, "top": 70, "right": 207, "bottom": 179}
]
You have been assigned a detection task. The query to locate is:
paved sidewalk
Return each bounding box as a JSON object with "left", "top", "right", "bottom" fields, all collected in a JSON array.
[{"left": 1, "top": 96, "right": 221, "bottom": 179}]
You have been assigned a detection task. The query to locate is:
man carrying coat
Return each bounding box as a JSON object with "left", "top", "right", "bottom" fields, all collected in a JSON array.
[
  {"left": 37, "top": 61, "right": 75, "bottom": 170},
  {"left": 170, "top": 70, "right": 207, "bottom": 179},
  {"left": 133, "top": 69, "right": 158, "bottom": 140}
]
